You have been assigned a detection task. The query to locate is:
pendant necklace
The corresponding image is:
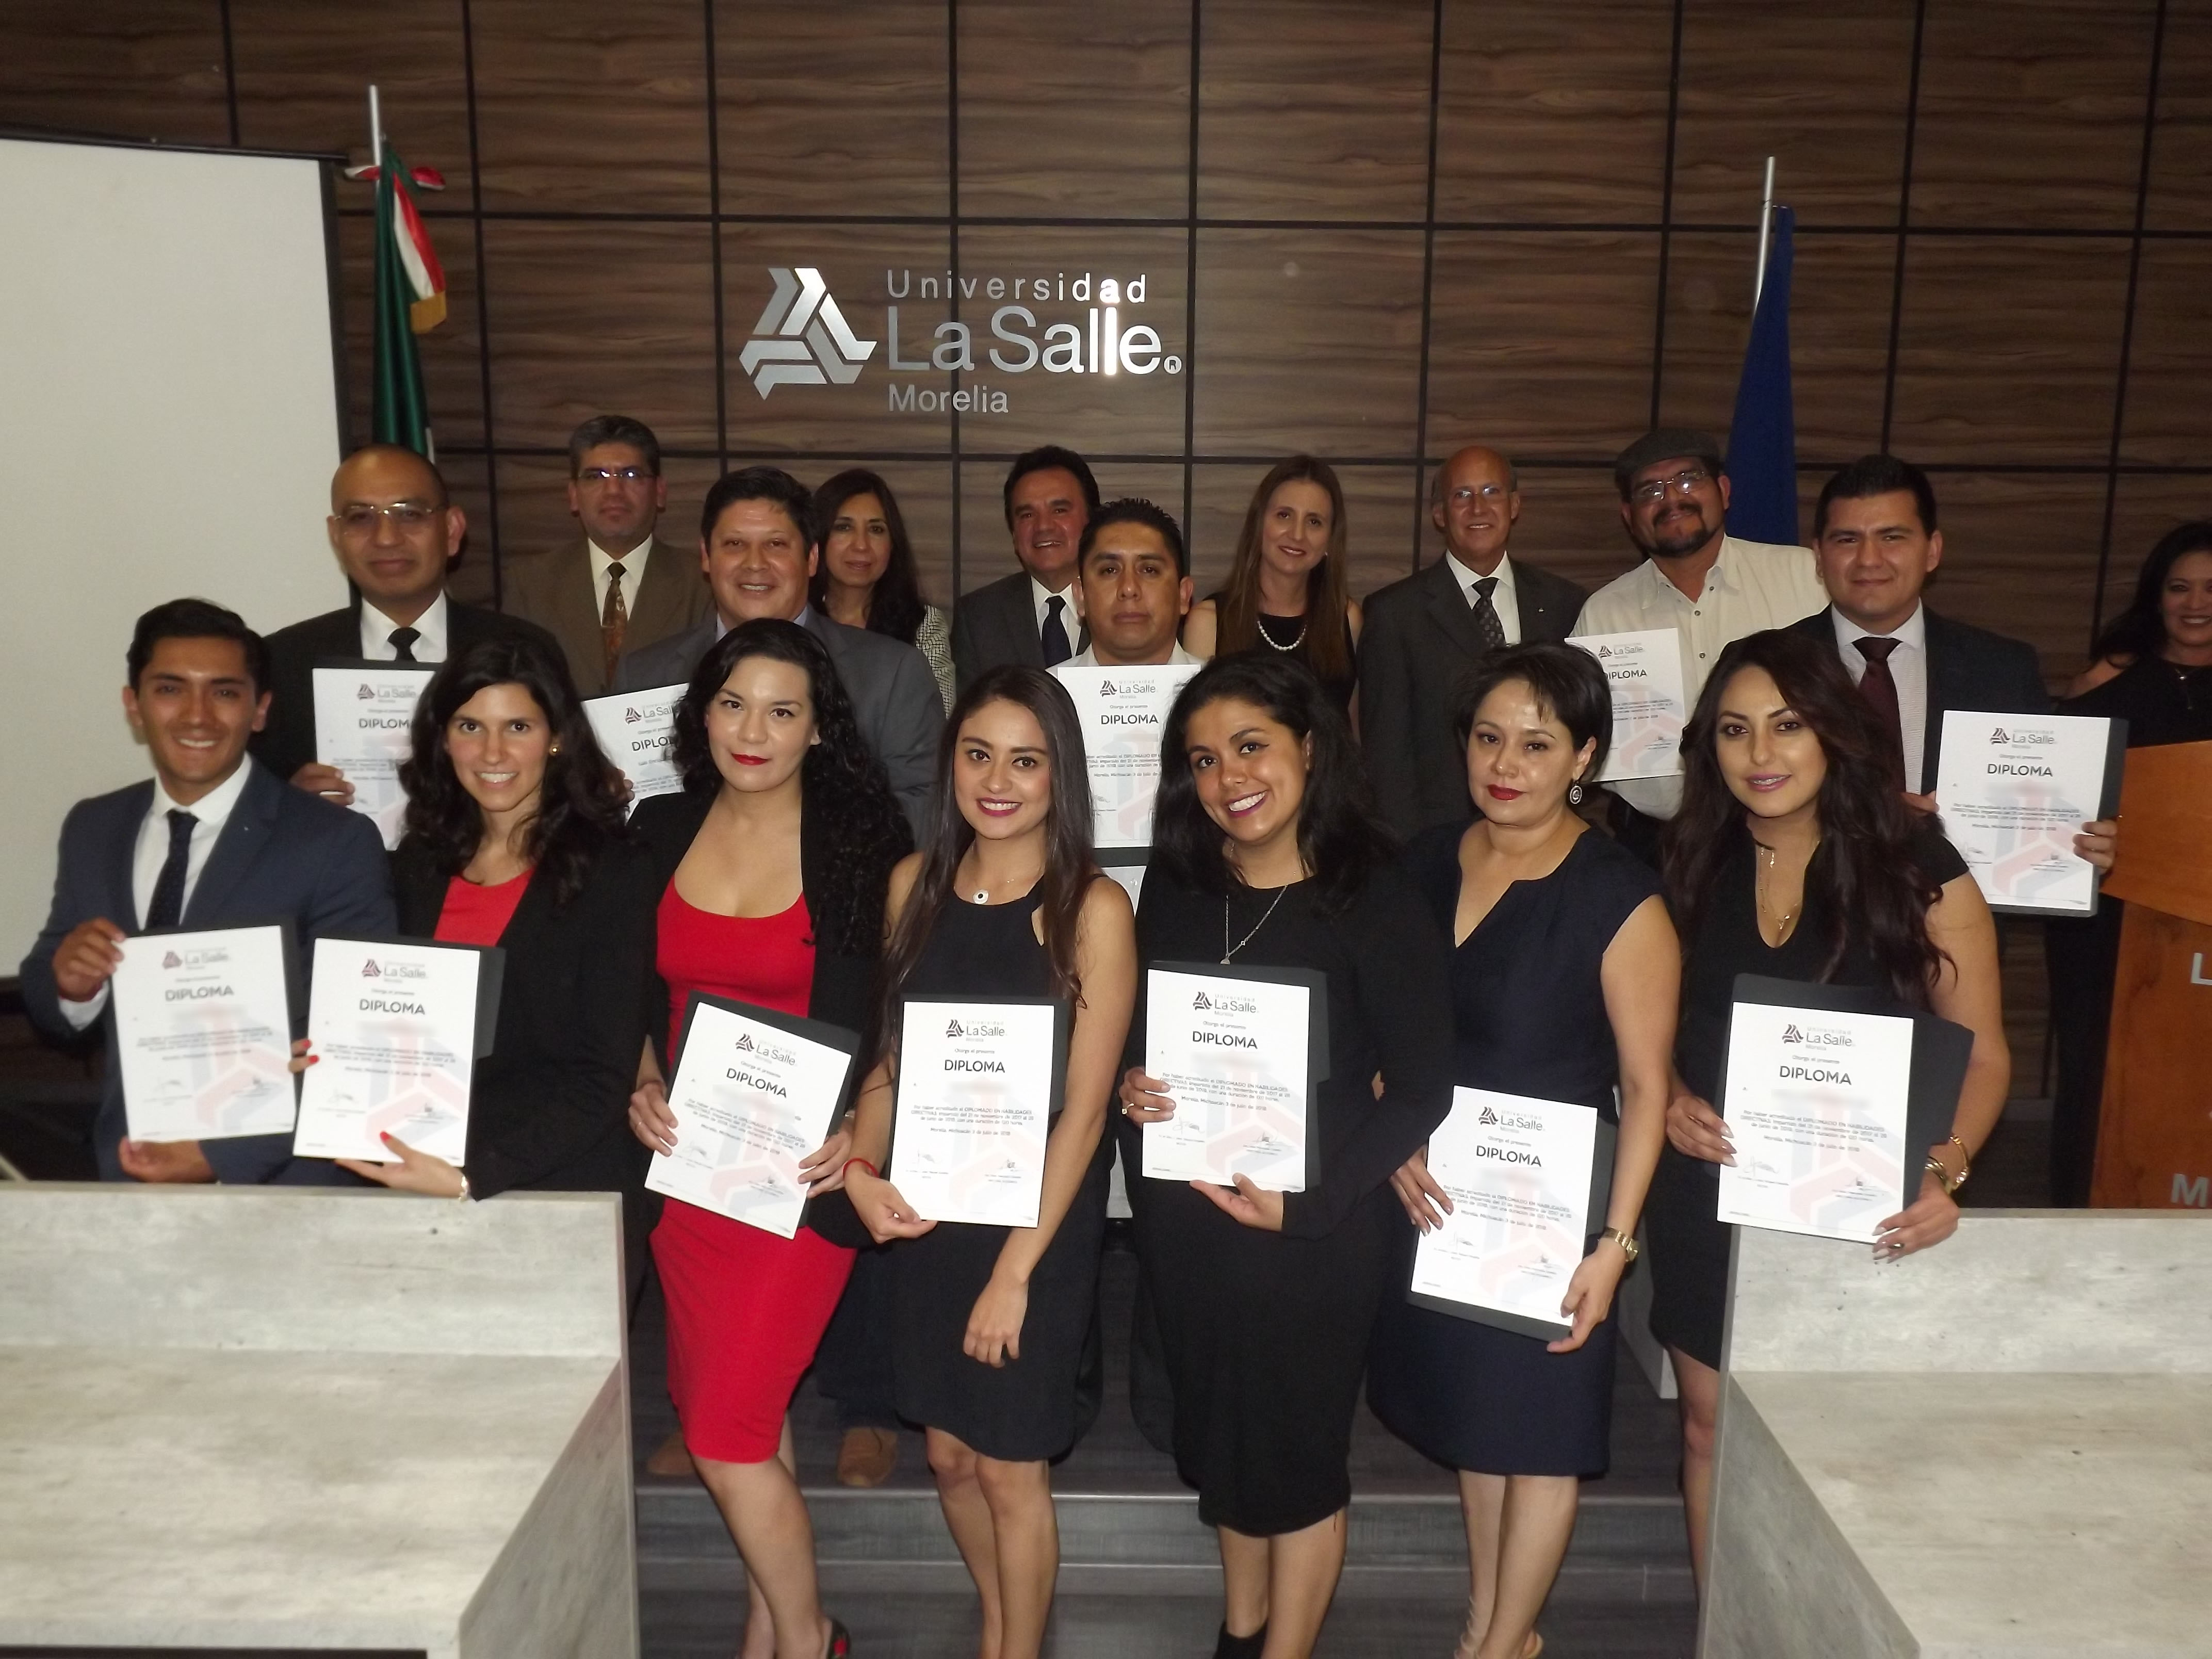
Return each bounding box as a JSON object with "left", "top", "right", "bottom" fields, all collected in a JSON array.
[
  {"left": 1754, "top": 842, "right": 1804, "bottom": 944},
  {"left": 1223, "top": 885, "right": 1291, "bottom": 964}
]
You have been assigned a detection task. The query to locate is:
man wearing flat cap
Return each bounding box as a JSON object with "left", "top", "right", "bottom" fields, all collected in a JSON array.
[{"left": 1570, "top": 429, "right": 1826, "bottom": 853}]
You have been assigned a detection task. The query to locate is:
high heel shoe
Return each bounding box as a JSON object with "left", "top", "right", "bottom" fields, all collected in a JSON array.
[
  {"left": 1212, "top": 1621, "right": 1266, "bottom": 1658},
  {"left": 823, "top": 1617, "right": 851, "bottom": 1658}
]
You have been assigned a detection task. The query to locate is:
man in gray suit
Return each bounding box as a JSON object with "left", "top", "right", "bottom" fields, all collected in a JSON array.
[
  {"left": 950, "top": 445, "right": 1096, "bottom": 693},
  {"left": 1358, "top": 445, "right": 1588, "bottom": 838},
  {"left": 615, "top": 466, "right": 942, "bottom": 838},
  {"left": 502, "top": 414, "right": 712, "bottom": 696}
]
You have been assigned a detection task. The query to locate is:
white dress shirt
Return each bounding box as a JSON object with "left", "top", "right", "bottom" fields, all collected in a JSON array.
[
  {"left": 1571, "top": 536, "right": 1827, "bottom": 819},
  {"left": 58, "top": 759, "right": 257, "bottom": 1029},
  {"left": 1832, "top": 601, "right": 1930, "bottom": 790},
  {"left": 589, "top": 539, "right": 652, "bottom": 618},
  {"left": 1031, "top": 574, "right": 1077, "bottom": 649},
  {"left": 358, "top": 591, "right": 450, "bottom": 663},
  {"left": 1445, "top": 550, "right": 1523, "bottom": 646},
  {"left": 1067, "top": 641, "right": 1200, "bottom": 669}
]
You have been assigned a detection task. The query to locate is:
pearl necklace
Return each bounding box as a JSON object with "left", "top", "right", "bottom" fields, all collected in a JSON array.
[{"left": 1254, "top": 613, "right": 1308, "bottom": 652}]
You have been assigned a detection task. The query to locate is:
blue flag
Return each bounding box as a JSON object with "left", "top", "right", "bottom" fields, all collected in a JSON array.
[{"left": 1725, "top": 205, "right": 1797, "bottom": 545}]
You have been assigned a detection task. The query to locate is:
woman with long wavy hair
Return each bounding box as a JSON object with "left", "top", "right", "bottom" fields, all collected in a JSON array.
[
  {"left": 1118, "top": 655, "right": 1455, "bottom": 1658},
  {"left": 625, "top": 619, "right": 910, "bottom": 1659},
  {"left": 809, "top": 467, "right": 955, "bottom": 711},
  {"left": 355, "top": 635, "right": 657, "bottom": 1261},
  {"left": 840, "top": 665, "right": 1137, "bottom": 1659},
  {"left": 1183, "top": 456, "right": 1362, "bottom": 711},
  {"left": 1648, "top": 628, "right": 2009, "bottom": 1588}
]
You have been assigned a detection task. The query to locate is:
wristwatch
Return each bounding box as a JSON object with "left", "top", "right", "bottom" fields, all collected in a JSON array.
[{"left": 1600, "top": 1227, "right": 1640, "bottom": 1261}]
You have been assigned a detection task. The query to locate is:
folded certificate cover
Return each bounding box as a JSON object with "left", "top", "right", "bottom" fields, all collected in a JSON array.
[
  {"left": 892, "top": 996, "right": 1070, "bottom": 1228},
  {"left": 1141, "top": 961, "right": 1330, "bottom": 1193},
  {"left": 583, "top": 682, "right": 687, "bottom": 812},
  {"left": 111, "top": 919, "right": 300, "bottom": 1143},
  {"left": 310, "top": 659, "right": 438, "bottom": 851},
  {"left": 1935, "top": 711, "right": 2126, "bottom": 917}
]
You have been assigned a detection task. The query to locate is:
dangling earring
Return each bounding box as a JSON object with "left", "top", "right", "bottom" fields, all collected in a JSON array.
[{"left": 1568, "top": 778, "right": 1585, "bottom": 806}]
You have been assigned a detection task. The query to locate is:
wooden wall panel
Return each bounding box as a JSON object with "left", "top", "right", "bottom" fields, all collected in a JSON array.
[
  {"left": 957, "top": 0, "right": 1190, "bottom": 219},
  {"left": 2117, "top": 241, "right": 2212, "bottom": 468},
  {"left": 1185, "top": 461, "right": 1421, "bottom": 603},
  {"left": 0, "top": 0, "right": 229, "bottom": 147},
  {"left": 1425, "top": 231, "right": 1660, "bottom": 458},
  {"left": 2144, "top": 4, "right": 2212, "bottom": 230},
  {"left": 2104, "top": 474, "right": 2212, "bottom": 641},
  {"left": 714, "top": 0, "right": 948, "bottom": 218},
  {"left": 1192, "top": 229, "right": 1427, "bottom": 457},
  {"left": 1922, "top": 472, "right": 2109, "bottom": 678},
  {"left": 1910, "top": 0, "right": 2157, "bottom": 230},
  {"left": 438, "top": 451, "right": 498, "bottom": 608},
  {"left": 469, "top": 0, "right": 710, "bottom": 213},
  {"left": 1196, "top": 0, "right": 1434, "bottom": 222},
  {"left": 1433, "top": 0, "right": 1673, "bottom": 225},
  {"left": 1887, "top": 237, "right": 2130, "bottom": 464},
  {"left": 1669, "top": 0, "right": 1915, "bottom": 227},
  {"left": 1421, "top": 466, "right": 1642, "bottom": 598}
]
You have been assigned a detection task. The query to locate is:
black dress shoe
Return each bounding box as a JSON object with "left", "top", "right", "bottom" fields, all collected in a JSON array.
[{"left": 1213, "top": 1621, "right": 1266, "bottom": 1658}]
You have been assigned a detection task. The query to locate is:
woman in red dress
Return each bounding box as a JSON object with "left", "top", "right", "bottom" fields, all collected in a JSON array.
[{"left": 627, "top": 619, "right": 910, "bottom": 1659}]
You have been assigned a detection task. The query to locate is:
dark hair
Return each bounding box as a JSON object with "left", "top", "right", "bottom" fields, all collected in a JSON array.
[
  {"left": 2091, "top": 519, "right": 2212, "bottom": 665},
  {"left": 1079, "top": 497, "right": 1188, "bottom": 577},
  {"left": 1664, "top": 629, "right": 1946, "bottom": 1005},
  {"left": 700, "top": 465, "right": 818, "bottom": 549},
  {"left": 807, "top": 468, "right": 929, "bottom": 645},
  {"left": 877, "top": 666, "right": 1096, "bottom": 1052},
  {"left": 1614, "top": 427, "right": 1725, "bottom": 499},
  {"left": 1814, "top": 453, "right": 1939, "bottom": 539},
  {"left": 1001, "top": 445, "right": 1100, "bottom": 528},
  {"left": 1451, "top": 642, "right": 1614, "bottom": 779},
  {"left": 127, "top": 598, "right": 270, "bottom": 693},
  {"left": 398, "top": 635, "right": 631, "bottom": 908},
  {"left": 668, "top": 619, "right": 910, "bottom": 957},
  {"left": 1151, "top": 653, "right": 1391, "bottom": 914},
  {"left": 1215, "top": 457, "right": 1355, "bottom": 687},
  {"left": 567, "top": 414, "right": 662, "bottom": 477}
]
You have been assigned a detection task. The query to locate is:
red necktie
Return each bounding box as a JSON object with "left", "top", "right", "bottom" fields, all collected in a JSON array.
[{"left": 1854, "top": 637, "right": 1907, "bottom": 790}]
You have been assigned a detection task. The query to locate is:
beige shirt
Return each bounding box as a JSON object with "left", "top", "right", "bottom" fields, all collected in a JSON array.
[{"left": 1570, "top": 536, "right": 1826, "bottom": 819}]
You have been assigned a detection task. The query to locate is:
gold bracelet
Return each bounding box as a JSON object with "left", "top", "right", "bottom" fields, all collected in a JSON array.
[
  {"left": 1599, "top": 1227, "right": 1640, "bottom": 1261},
  {"left": 1946, "top": 1135, "right": 1973, "bottom": 1190},
  {"left": 1924, "top": 1156, "right": 1962, "bottom": 1196}
]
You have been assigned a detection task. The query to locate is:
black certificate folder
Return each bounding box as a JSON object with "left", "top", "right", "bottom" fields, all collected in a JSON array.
[
  {"left": 1722, "top": 974, "right": 1975, "bottom": 1213},
  {"left": 1149, "top": 959, "right": 1332, "bottom": 1092}
]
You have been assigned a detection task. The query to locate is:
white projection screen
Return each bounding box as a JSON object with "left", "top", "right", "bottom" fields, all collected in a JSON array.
[{"left": 0, "top": 136, "right": 347, "bottom": 968}]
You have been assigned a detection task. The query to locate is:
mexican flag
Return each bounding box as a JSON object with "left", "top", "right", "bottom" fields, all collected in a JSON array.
[{"left": 368, "top": 141, "right": 446, "bottom": 458}]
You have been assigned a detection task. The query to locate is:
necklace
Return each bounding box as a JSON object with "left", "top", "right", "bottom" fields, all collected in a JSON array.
[
  {"left": 1754, "top": 841, "right": 1804, "bottom": 944},
  {"left": 1222, "top": 885, "right": 1291, "bottom": 964},
  {"left": 1254, "top": 613, "right": 1308, "bottom": 652}
]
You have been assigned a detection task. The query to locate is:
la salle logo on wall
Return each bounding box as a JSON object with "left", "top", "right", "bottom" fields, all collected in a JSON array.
[{"left": 740, "top": 267, "right": 877, "bottom": 396}]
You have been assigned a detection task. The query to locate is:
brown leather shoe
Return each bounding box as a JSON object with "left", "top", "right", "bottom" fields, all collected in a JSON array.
[
  {"left": 835, "top": 1425, "right": 898, "bottom": 1487},
  {"left": 644, "top": 1428, "right": 696, "bottom": 1478}
]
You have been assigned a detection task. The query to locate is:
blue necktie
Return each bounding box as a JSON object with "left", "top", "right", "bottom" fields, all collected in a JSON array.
[{"left": 146, "top": 809, "right": 197, "bottom": 929}]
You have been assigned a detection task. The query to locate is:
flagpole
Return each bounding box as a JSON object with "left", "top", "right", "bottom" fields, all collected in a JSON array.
[
  {"left": 368, "top": 83, "right": 382, "bottom": 164},
  {"left": 1753, "top": 154, "right": 1777, "bottom": 309}
]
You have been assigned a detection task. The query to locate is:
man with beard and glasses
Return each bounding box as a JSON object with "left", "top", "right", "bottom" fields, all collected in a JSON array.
[{"left": 1570, "top": 428, "right": 1826, "bottom": 861}]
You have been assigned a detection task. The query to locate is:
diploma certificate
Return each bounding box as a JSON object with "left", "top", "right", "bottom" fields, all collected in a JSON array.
[
  {"left": 312, "top": 662, "right": 437, "bottom": 850},
  {"left": 1141, "top": 964, "right": 1322, "bottom": 1193},
  {"left": 1568, "top": 629, "right": 1689, "bottom": 782},
  {"left": 584, "top": 682, "right": 687, "bottom": 811},
  {"left": 1409, "top": 1087, "right": 1600, "bottom": 1338},
  {"left": 292, "top": 937, "right": 493, "bottom": 1165},
  {"left": 1934, "top": 711, "right": 2123, "bottom": 916},
  {"left": 645, "top": 997, "right": 860, "bottom": 1238},
  {"left": 110, "top": 924, "right": 295, "bottom": 1143},
  {"left": 1051, "top": 663, "right": 1203, "bottom": 854},
  {"left": 1716, "top": 1001, "right": 1915, "bottom": 1243},
  {"left": 892, "top": 998, "right": 1064, "bottom": 1228}
]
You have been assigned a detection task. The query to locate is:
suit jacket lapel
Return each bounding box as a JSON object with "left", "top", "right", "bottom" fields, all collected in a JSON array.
[
  {"left": 1420, "top": 558, "right": 1493, "bottom": 664},
  {"left": 181, "top": 763, "right": 282, "bottom": 928},
  {"left": 549, "top": 543, "right": 607, "bottom": 679},
  {"left": 1920, "top": 610, "right": 1964, "bottom": 794},
  {"left": 107, "top": 782, "right": 156, "bottom": 931},
  {"left": 633, "top": 539, "right": 703, "bottom": 642}
]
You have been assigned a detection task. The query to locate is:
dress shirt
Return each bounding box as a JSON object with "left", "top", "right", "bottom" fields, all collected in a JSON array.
[
  {"left": 357, "top": 591, "right": 451, "bottom": 663},
  {"left": 1030, "top": 574, "right": 1077, "bottom": 645},
  {"left": 1571, "top": 536, "right": 1826, "bottom": 819},
  {"left": 1444, "top": 550, "right": 1523, "bottom": 646},
  {"left": 1068, "top": 641, "right": 1200, "bottom": 669},
  {"left": 58, "top": 758, "right": 257, "bottom": 1029},
  {"left": 588, "top": 539, "right": 652, "bottom": 618},
  {"left": 1832, "top": 603, "right": 1929, "bottom": 791}
]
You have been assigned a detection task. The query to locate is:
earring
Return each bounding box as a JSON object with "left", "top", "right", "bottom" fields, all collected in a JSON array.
[
  {"left": 1568, "top": 780, "right": 1584, "bottom": 806},
  {"left": 549, "top": 743, "right": 561, "bottom": 756}
]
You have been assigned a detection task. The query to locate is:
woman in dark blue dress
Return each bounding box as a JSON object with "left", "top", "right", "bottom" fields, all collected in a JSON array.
[{"left": 1366, "top": 644, "right": 1678, "bottom": 1659}]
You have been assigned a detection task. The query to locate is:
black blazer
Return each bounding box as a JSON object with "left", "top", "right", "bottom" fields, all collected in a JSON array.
[
  {"left": 253, "top": 598, "right": 563, "bottom": 784},
  {"left": 630, "top": 789, "right": 885, "bottom": 1245},
  {"left": 392, "top": 831, "right": 657, "bottom": 1202},
  {"left": 1357, "top": 553, "right": 1587, "bottom": 838},
  {"left": 950, "top": 569, "right": 1087, "bottom": 695},
  {"left": 1788, "top": 606, "right": 2051, "bottom": 793},
  {"left": 19, "top": 760, "right": 395, "bottom": 1183}
]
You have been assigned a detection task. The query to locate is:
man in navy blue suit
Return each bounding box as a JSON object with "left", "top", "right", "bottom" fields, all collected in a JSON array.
[{"left": 20, "top": 599, "right": 395, "bottom": 1184}]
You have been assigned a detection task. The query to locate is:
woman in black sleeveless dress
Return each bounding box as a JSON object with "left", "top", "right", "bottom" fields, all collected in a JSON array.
[
  {"left": 1119, "top": 655, "right": 1453, "bottom": 1659},
  {"left": 843, "top": 666, "right": 1136, "bottom": 1659},
  {"left": 1365, "top": 645, "right": 1678, "bottom": 1659},
  {"left": 1648, "top": 630, "right": 2011, "bottom": 1587}
]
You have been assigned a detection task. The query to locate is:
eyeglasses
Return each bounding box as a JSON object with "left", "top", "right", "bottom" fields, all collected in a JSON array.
[
  {"left": 578, "top": 466, "right": 655, "bottom": 485},
  {"left": 1448, "top": 484, "right": 1511, "bottom": 505},
  {"left": 1633, "top": 467, "right": 1711, "bottom": 504},
  {"left": 337, "top": 501, "right": 442, "bottom": 531}
]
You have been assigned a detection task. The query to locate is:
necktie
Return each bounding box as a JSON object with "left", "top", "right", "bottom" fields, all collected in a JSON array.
[
  {"left": 1854, "top": 637, "right": 1907, "bottom": 790},
  {"left": 1471, "top": 576, "right": 1507, "bottom": 655},
  {"left": 601, "top": 560, "right": 629, "bottom": 687},
  {"left": 146, "top": 809, "right": 197, "bottom": 930},
  {"left": 388, "top": 626, "right": 421, "bottom": 663},
  {"left": 1041, "top": 594, "right": 1072, "bottom": 667}
]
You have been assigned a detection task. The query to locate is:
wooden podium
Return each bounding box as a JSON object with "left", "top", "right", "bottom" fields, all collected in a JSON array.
[{"left": 2090, "top": 739, "right": 2212, "bottom": 1207}]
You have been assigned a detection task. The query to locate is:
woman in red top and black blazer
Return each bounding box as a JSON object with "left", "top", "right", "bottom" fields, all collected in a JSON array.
[{"left": 343, "top": 636, "right": 658, "bottom": 1289}]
